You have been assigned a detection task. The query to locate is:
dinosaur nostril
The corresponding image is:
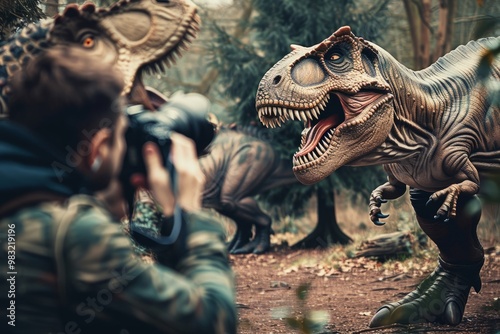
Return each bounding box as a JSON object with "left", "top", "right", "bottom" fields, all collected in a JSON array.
[{"left": 272, "top": 75, "right": 282, "bottom": 85}]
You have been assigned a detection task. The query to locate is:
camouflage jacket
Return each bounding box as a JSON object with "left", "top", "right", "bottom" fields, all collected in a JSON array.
[{"left": 0, "top": 194, "right": 237, "bottom": 334}]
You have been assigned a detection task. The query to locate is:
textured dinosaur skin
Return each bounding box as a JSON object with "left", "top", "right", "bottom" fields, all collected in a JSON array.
[
  {"left": 256, "top": 26, "right": 499, "bottom": 326},
  {"left": 201, "top": 125, "right": 299, "bottom": 254},
  {"left": 0, "top": 0, "right": 200, "bottom": 115}
]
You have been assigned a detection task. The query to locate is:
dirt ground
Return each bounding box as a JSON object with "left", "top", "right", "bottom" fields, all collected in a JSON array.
[{"left": 230, "top": 241, "right": 500, "bottom": 334}]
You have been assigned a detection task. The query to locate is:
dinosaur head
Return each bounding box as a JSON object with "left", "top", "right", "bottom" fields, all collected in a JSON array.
[
  {"left": 255, "top": 26, "right": 394, "bottom": 185},
  {"left": 0, "top": 0, "right": 200, "bottom": 115}
]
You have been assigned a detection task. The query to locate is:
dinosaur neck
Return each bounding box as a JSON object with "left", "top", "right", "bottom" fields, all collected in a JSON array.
[{"left": 362, "top": 43, "right": 483, "bottom": 165}]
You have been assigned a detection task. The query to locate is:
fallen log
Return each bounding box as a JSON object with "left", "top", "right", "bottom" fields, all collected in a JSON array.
[{"left": 354, "top": 231, "right": 416, "bottom": 260}]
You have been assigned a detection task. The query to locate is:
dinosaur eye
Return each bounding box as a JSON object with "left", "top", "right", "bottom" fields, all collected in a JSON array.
[
  {"left": 82, "top": 36, "right": 95, "bottom": 48},
  {"left": 325, "top": 44, "right": 352, "bottom": 74},
  {"left": 331, "top": 53, "right": 341, "bottom": 61}
]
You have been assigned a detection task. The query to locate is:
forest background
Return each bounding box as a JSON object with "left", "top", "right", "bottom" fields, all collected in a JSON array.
[
  {"left": 2, "top": 1, "right": 500, "bottom": 332},
  {"left": 2, "top": 0, "right": 499, "bottom": 248}
]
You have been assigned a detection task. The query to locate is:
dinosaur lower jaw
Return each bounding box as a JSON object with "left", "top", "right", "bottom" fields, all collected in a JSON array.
[{"left": 292, "top": 92, "right": 393, "bottom": 169}]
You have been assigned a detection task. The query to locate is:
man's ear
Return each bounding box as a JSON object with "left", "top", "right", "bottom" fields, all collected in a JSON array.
[{"left": 87, "top": 128, "right": 112, "bottom": 171}]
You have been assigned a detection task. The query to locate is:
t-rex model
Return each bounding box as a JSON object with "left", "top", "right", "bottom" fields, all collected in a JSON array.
[
  {"left": 0, "top": 0, "right": 200, "bottom": 116},
  {"left": 201, "top": 124, "right": 299, "bottom": 254},
  {"left": 255, "top": 25, "right": 499, "bottom": 327}
]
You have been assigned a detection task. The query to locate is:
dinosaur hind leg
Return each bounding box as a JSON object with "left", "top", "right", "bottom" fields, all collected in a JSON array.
[
  {"left": 220, "top": 197, "right": 272, "bottom": 255},
  {"left": 370, "top": 189, "right": 484, "bottom": 327},
  {"left": 227, "top": 221, "right": 253, "bottom": 254}
]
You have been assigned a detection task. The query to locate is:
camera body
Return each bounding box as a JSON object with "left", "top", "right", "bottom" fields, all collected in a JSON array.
[{"left": 120, "top": 92, "right": 215, "bottom": 183}]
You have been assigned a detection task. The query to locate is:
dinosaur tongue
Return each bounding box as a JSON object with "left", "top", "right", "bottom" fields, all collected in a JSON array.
[{"left": 296, "top": 114, "right": 341, "bottom": 156}]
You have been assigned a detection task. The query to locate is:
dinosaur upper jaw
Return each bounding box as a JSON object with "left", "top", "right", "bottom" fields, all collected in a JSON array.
[
  {"left": 137, "top": 10, "right": 200, "bottom": 79},
  {"left": 257, "top": 88, "right": 394, "bottom": 184},
  {"left": 123, "top": 10, "right": 199, "bottom": 109},
  {"left": 99, "top": 0, "right": 201, "bottom": 97}
]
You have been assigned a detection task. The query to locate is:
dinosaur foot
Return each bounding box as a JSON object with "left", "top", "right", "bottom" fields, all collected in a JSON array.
[
  {"left": 369, "top": 257, "right": 483, "bottom": 327},
  {"left": 231, "top": 225, "right": 271, "bottom": 255},
  {"left": 228, "top": 227, "right": 252, "bottom": 254}
]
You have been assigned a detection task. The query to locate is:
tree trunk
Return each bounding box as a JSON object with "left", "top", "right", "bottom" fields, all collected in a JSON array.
[
  {"left": 45, "top": 0, "right": 59, "bottom": 17},
  {"left": 418, "top": 0, "right": 432, "bottom": 68},
  {"left": 432, "top": 0, "right": 456, "bottom": 62},
  {"left": 292, "top": 188, "right": 352, "bottom": 249},
  {"left": 403, "top": 0, "right": 421, "bottom": 69},
  {"left": 404, "top": 0, "right": 458, "bottom": 69}
]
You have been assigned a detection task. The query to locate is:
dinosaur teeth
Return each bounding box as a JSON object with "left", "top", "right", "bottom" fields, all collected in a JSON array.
[
  {"left": 186, "top": 29, "right": 197, "bottom": 39},
  {"left": 304, "top": 110, "right": 312, "bottom": 122},
  {"left": 317, "top": 141, "right": 327, "bottom": 152},
  {"left": 156, "top": 62, "right": 165, "bottom": 73},
  {"left": 179, "top": 41, "right": 189, "bottom": 51},
  {"left": 174, "top": 49, "right": 183, "bottom": 59},
  {"left": 170, "top": 54, "right": 178, "bottom": 65},
  {"left": 294, "top": 110, "right": 301, "bottom": 120}
]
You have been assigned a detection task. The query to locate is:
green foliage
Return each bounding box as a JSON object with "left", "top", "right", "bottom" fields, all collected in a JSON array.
[
  {"left": 477, "top": 38, "right": 500, "bottom": 203},
  {"left": 209, "top": 0, "right": 390, "bottom": 213},
  {"left": 272, "top": 282, "right": 330, "bottom": 334},
  {"left": 0, "top": 0, "right": 45, "bottom": 39}
]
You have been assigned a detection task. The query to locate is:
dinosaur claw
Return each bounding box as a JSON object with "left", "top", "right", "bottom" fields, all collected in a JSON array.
[
  {"left": 373, "top": 220, "right": 386, "bottom": 226},
  {"left": 369, "top": 307, "right": 391, "bottom": 327},
  {"left": 425, "top": 197, "right": 434, "bottom": 206},
  {"left": 372, "top": 212, "right": 389, "bottom": 226},
  {"left": 376, "top": 196, "right": 388, "bottom": 204},
  {"left": 444, "top": 301, "right": 462, "bottom": 326},
  {"left": 433, "top": 213, "right": 451, "bottom": 222}
]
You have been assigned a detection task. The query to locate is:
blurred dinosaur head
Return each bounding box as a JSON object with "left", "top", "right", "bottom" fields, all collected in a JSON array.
[
  {"left": 255, "top": 26, "right": 394, "bottom": 184},
  {"left": 0, "top": 0, "right": 200, "bottom": 115}
]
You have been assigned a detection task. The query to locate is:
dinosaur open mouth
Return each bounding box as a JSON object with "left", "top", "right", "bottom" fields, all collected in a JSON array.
[
  {"left": 130, "top": 10, "right": 200, "bottom": 109},
  {"left": 257, "top": 89, "right": 393, "bottom": 167},
  {"left": 295, "top": 93, "right": 344, "bottom": 164}
]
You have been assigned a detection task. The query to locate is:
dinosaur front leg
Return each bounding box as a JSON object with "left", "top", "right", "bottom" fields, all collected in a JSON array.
[
  {"left": 370, "top": 188, "right": 484, "bottom": 327},
  {"left": 428, "top": 158, "right": 480, "bottom": 221},
  {"left": 427, "top": 180, "right": 479, "bottom": 221},
  {"left": 369, "top": 169, "right": 407, "bottom": 226}
]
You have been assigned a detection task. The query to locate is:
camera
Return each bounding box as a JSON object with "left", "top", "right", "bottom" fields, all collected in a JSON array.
[
  {"left": 119, "top": 92, "right": 215, "bottom": 220},
  {"left": 120, "top": 92, "right": 215, "bottom": 181}
]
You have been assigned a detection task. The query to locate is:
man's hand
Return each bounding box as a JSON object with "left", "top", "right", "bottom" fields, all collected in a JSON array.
[{"left": 141, "top": 133, "right": 204, "bottom": 216}]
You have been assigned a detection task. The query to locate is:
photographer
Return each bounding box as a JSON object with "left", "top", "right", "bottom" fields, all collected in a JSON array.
[{"left": 0, "top": 46, "right": 236, "bottom": 334}]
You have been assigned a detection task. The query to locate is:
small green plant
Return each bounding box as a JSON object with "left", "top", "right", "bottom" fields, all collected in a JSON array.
[{"left": 272, "top": 282, "right": 330, "bottom": 334}]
